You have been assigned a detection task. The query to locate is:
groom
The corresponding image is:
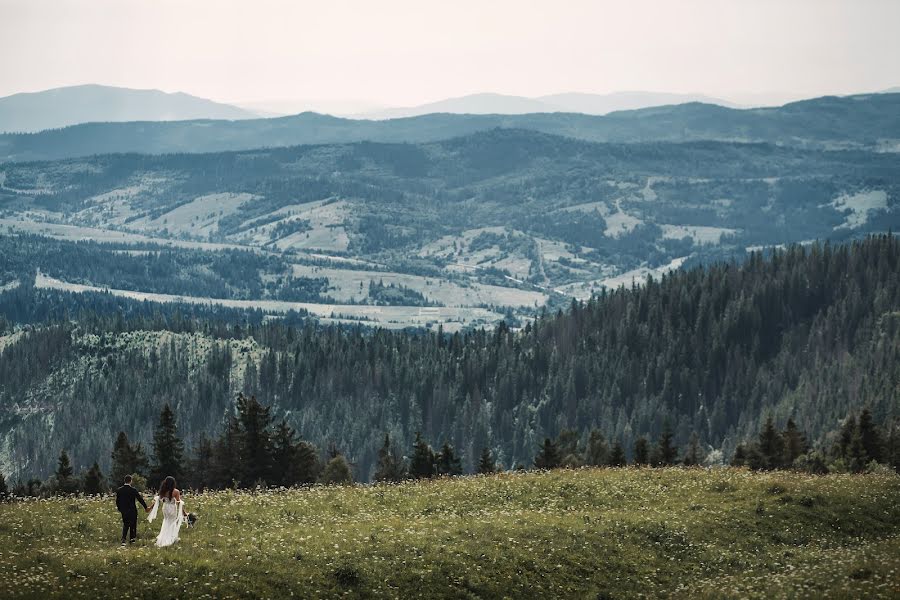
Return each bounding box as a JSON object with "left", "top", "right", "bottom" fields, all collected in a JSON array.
[{"left": 115, "top": 475, "right": 149, "bottom": 545}]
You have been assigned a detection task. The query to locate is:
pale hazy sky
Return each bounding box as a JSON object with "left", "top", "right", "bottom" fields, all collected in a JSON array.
[{"left": 1, "top": 0, "right": 898, "bottom": 106}]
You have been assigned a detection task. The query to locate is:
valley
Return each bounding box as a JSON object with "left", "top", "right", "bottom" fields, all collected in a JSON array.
[{"left": 1, "top": 128, "right": 897, "bottom": 329}]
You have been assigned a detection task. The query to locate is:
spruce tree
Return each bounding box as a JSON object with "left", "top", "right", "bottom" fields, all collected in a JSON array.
[
  {"left": 295, "top": 441, "right": 322, "bottom": 484},
  {"left": 211, "top": 415, "right": 242, "bottom": 488},
  {"left": 534, "top": 437, "right": 561, "bottom": 469},
  {"left": 858, "top": 408, "right": 883, "bottom": 464},
  {"left": 83, "top": 462, "right": 104, "bottom": 495},
  {"left": 781, "top": 418, "right": 808, "bottom": 467},
  {"left": 271, "top": 420, "right": 299, "bottom": 487},
  {"left": 374, "top": 433, "right": 407, "bottom": 482},
  {"left": 758, "top": 415, "right": 784, "bottom": 470},
  {"left": 409, "top": 432, "right": 435, "bottom": 479},
  {"left": 110, "top": 431, "right": 148, "bottom": 484},
  {"left": 653, "top": 423, "right": 677, "bottom": 466},
  {"left": 607, "top": 440, "right": 627, "bottom": 467},
  {"left": 55, "top": 449, "right": 78, "bottom": 494},
  {"left": 436, "top": 441, "right": 463, "bottom": 476},
  {"left": 682, "top": 432, "right": 703, "bottom": 466},
  {"left": 584, "top": 429, "right": 609, "bottom": 466},
  {"left": 0, "top": 472, "right": 7, "bottom": 497},
  {"left": 835, "top": 414, "right": 857, "bottom": 459},
  {"left": 633, "top": 436, "right": 650, "bottom": 466},
  {"left": 477, "top": 447, "right": 496, "bottom": 474},
  {"left": 236, "top": 394, "right": 274, "bottom": 486},
  {"left": 190, "top": 435, "right": 215, "bottom": 491},
  {"left": 150, "top": 403, "right": 185, "bottom": 486}
]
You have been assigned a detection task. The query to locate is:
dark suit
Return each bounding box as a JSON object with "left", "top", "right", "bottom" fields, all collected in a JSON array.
[{"left": 115, "top": 484, "right": 148, "bottom": 543}]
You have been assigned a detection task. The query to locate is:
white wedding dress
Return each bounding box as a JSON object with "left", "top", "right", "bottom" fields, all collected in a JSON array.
[{"left": 147, "top": 495, "right": 185, "bottom": 547}]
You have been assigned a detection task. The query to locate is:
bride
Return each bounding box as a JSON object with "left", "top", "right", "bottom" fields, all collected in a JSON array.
[{"left": 147, "top": 476, "right": 189, "bottom": 547}]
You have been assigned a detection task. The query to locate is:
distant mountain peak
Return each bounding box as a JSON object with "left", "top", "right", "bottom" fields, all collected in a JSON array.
[{"left": 0, "top": 84, "right": 260, "bottom": 133}]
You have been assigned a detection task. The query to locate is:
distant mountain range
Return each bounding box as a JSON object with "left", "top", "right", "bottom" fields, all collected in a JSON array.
[
  {"left": 0, "top": 84, "right": 259, "bottom": 133},
  {"left": 1, "top": 93, "right": 898, "bottom": 162},
  {"left": 356, "top": 91, "right": 740, "bottom": 119}
]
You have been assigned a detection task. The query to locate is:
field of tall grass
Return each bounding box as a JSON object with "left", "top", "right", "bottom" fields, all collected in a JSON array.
[{"left": 1, "top": 468, "right": 898, "bottom": 599}]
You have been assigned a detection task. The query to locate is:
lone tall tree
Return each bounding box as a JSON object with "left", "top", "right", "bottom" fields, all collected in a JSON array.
[{"left": 151, "top": 403, "right": 184, "bottom": 485}]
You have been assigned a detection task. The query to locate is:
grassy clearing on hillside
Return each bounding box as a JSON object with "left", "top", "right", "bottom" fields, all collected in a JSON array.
[{"left": 1, "top": 468, "right": 898, "bottom": 599}]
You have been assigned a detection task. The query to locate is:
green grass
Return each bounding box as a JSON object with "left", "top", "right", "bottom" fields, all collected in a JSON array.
[{"left": 2, "top": 468, "right": 899, "bottom": 599}]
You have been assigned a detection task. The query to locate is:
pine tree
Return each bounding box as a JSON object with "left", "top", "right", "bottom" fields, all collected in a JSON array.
[
  {"left": 374, "top": 433, "right": 407, "bottom": 482},
  {"left": 858, "top": 408, "right": 883, "bottom": 464},
  {"left": 584, "top": 429, "right": 609, "bottom": 466},
  {"left": 781, "top": 418, "right": 808, "bottom": 467},
  {"left": 653, "top": 423, "right": 677, "bottom": 466},
  {"left": 409, "top": 432, "right": 435, "bottom": 479},
  {"left": 317, "top": 454, "right": 353, "bottom": 485},
  {"left": 534, "top": 437, "right": 561, "bottom": 469},
  {"left": 0, "top": 472, "right": 7, "bottom": 497},
  {"left": 607, "top": 440, "right": 627, "bottom": 467},
  {"left": 477, "top": 447, "right": 496, "bottom": 474},
  {"left": 435, "top": 441, "right": 463, "bottom": 476},
  {"left": 83, "top": 462, "right": 104, "bottom": 495},
  {"left": 758, "top": 415, "right": 784, "bottom": 470},
  {"left": 633, "top": 436, "right": 650, "bottom": 466},
  {"left": 55, "top": 449, "right": 78, "bottom": 494},
  {"left": 731, "top": 444, "right": 747, "bottom": 467},
  {"left": 150, "top": 403, "right": 185, "bottom": 486}
]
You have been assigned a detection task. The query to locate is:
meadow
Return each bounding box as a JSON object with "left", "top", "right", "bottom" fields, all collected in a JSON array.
[{"left": 1, "top": 468, "right": 899, "bottom": 599}]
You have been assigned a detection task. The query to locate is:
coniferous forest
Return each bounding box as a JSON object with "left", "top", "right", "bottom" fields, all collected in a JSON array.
[{"left": 1, "top": 234, "right": 898, "bottom": 492}]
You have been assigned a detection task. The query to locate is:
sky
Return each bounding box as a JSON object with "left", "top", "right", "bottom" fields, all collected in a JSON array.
[{"left": 1, "top": 0, "right": 898, "bottom": 109}]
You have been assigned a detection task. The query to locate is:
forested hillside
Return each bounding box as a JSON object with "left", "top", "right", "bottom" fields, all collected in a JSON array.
[{"left": 2, "top": 235, "right": 898, "bottom": 481}]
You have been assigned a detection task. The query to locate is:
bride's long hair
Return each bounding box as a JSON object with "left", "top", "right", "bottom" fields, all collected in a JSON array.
[{"left": 158, "top": 476, "right": 176, "bottom": 499}]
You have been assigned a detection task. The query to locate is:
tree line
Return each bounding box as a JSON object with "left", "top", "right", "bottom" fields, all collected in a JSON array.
[{"left": 3, "top": 397, "right": 896, "bottom": 500}]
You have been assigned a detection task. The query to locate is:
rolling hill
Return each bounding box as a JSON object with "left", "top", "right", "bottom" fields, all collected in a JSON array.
[{"left": 1, "top": 93, "right": 898, "bottom": 162}]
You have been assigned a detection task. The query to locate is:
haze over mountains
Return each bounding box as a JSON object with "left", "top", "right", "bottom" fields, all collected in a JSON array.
[
  {"left": 355, "top": 91, "right": 741, "bottom": 119},
  {"left": 0, "top": 84, "right": 259, "bottom": 133}
]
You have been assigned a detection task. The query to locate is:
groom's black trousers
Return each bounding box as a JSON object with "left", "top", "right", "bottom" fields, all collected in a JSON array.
[{"left": 121, "top": 511, "right": 138, "bottom": 542}]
